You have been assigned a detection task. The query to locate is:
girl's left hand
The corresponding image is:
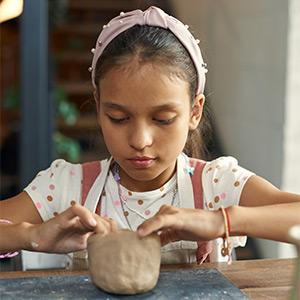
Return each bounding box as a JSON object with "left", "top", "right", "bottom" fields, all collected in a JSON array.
[
  {"left": 137, "top": 205, "right": 224, "bottom": 246},
  {"left": 29, "top": 203, "right": 118, "bottom": 253}
]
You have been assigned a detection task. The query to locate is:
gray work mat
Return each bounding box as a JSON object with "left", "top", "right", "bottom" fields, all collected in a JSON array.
[{"left": 0, "top": 268, "right": 249, "bottom": 299}]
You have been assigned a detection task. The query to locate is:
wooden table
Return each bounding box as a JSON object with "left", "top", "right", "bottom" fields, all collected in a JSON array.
[
  {"left": 165, "top": 258, "right": 297, "bottom": 299},
  {"left": 0, "top": 258, "right": 296, "bottom": 299}
]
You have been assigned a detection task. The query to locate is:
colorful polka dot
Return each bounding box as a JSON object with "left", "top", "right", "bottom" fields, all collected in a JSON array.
[
  {"left": 124, "top": 211, "right": 129, "bottom": 217},
  {"left": 50, "top": 173, "right": 54, "bottom": 178},
  {"left": 113, "top": 199, "right": 121, "bottom": 207},
  {"left": 208, "top": 202, "right": 213, "bottom": 209},
  {"left": 70, "top": 200, "right": 76, "bottom": 206},
  {"left": 128, "top": 191, "right": 133, "bottom": 196},
  {"left": 53, "top": 212, "right": 58, "bottom": 217},
  {"left": 214, "top": 196, "right": 220, "bottom": 203},
  {"left": 160, "top": 187, "right": 164, "bottom": 192},
  {"left": 137, "top": 199, "right": 144, "bottom": 205},
  {"left": 234, "top": 181, "right": 240, "bottom": 187},
  {"left": 232, "top": 168, "right": 237, "bottom": 172},
  {"left": 161, "top": 193, "right": 166, "bottom": 198},
  {"left": 31, "top": 186, "right": 37, "bottom": 191},
  {"left": 102, "top": 191, "right": 106, "bottom": 197},
  {"left": 35, "top": 202, "right": 42, "bottom": 209},
  {"left": 144, "top": 209, "right": 151, "bottom": 216},
  {"left": 213, "top": 178, "right": 219, "bottom": 183},
  {"left": 49, "top": 184, "right": 55, "bottom": 190},
  {"left": 220, "top": 192, "right": 227, "bottom": 200},
  {"left": 207, "top": 167, "right": 213, "bottom": 172},
  {"left": 47, "top": 195, "right": 53, "bottom": 202}
]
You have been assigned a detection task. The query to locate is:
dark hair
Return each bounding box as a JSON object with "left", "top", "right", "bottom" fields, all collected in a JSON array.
[{"left": 94, "top": 25, "right": 212, "bottom": 159}]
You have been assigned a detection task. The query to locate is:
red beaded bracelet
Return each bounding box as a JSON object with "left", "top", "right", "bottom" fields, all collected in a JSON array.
[{"left": 220, "top": 207, "right": 232, "bottom": 264}]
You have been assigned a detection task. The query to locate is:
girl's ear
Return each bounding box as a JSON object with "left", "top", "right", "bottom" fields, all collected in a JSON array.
[{"left": 189, "top": 94, "right": 205, "bottom": 130}]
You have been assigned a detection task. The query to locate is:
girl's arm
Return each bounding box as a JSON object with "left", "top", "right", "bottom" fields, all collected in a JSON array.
[
  {"left": 0, "top": 192, "right": 43, "bottom": 252},
  {"left": 0, "top": 192, "right": 44, "bottom": 224},
  {"left": 230, "top": 175, "right": 300, "bottom": 242},
  {"left": 229, "top": 203, "right": 300, "bottom": 243},
  {"left": 0, "top": 193, "right": 117, "bottom": 253},
  {"left": 0, "top": 221, "right": 34, "bottom": 252},
  {"left": 138, "top": 175, "right": 300, "bottom": 244}
]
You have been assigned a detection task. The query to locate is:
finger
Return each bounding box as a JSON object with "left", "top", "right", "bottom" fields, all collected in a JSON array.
[
  {"left": 159, "top": 229, "right": 180, "bottom": 246},
  {"left": 157, "top": 204, "right": 173, "bottom": 214},
  {"left": 59, "top": 204, "right": 97, "bottom": 229},
  {"left": 101, "top": 216, "right": 118, "bottom": 232},
  {"left": 61, "top": 231, "right": 93, "bottom": 252},
  {"left": 76, "top": 217, "right": 98, "bottom": 234},
  {"left": 135, "top": 205, "right": 173, "bottom": 237},
  {"left": 92, "top": 216, "right": 114, "bottom": 235},
  {"left": 137, "top": 214, "right": 177, "bottom": 237},
  {"left": 108, "top": 218, "right": 118, "bottom": 232}
]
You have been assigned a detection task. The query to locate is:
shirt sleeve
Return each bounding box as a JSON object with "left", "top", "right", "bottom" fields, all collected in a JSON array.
[
  {"left": 24, "top": 159, "right": 82, "bottom": 222},
  {"left": 202, "top": 156, "right": 255, "bottom": 252},
  {"left": 202, "top": 156, "right": 254, "bottom": 210}
]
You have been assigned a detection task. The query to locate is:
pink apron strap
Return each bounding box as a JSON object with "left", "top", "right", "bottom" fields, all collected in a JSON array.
[
  {"left": 190, "top": 158, "right": 213, "bottom": 264},
  {"left": 81, "top": 161, "right": 102, "bottom": 214}
]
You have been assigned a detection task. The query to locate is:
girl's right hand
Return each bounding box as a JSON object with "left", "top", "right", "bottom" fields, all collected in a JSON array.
[
  {"left": 137, "top": 204, "right": 224, "bottom": 246},
  {"left": 28, "top": 203, "right": 117, "bottom": 253}
]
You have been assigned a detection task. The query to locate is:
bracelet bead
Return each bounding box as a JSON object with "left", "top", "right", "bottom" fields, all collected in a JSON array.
[{"left": 219, "top": 207, "right": 232, "bottom": 264}]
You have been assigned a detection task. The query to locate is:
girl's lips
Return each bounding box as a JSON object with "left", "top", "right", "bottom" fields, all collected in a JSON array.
[{"left": 128, "top": 157, "right": 156, "bottom": 169}]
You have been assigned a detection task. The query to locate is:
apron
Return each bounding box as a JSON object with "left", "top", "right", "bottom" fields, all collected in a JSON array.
[{"left": 81, "top": 153, "right": 213, "bottom": 264}]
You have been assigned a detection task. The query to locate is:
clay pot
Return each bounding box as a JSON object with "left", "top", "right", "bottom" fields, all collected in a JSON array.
[{"left": 87, "top": 230, "right": 161, "bottom": 295}]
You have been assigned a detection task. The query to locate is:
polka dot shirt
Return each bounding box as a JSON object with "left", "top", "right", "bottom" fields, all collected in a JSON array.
[
  {"left": 24, "top": 159, "right": 82, "bottom": 221},
  {"left": 24, "top": 156, "right": 253, "bottom": 228},
  {"left": 101, "top": 169, "right": 178, "bottom": 231}
]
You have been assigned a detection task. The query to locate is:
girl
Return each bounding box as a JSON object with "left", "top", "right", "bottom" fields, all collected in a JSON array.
[{"left": 0, "top": 6, "right": 299, "bottom": 266}]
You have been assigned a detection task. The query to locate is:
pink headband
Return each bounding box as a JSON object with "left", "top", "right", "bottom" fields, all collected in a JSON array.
[{"left": 89, "top": 6, "right": 207, "bottom": 95}]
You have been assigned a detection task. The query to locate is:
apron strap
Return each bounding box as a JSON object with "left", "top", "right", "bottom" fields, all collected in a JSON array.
[
  {"left": 81, "top": 161, "right": 101, "bottom": 206},
  {"left": 190, "top": 158, "right": 214, "bottom": 264},
  {"left": 83, "top": 157, "right": 113, "bottom": 214}
]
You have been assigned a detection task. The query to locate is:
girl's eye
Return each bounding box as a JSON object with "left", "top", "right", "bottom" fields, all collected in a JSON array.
[
  {"left": 108, "top": 116, "right": 129, "bottom": 123},
  {"left": 154, "top": 117, "right": 175, "bottom": 125}
]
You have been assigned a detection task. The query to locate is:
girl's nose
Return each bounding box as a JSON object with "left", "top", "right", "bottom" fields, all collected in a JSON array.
[{"left": 128, "top": 124, "right": 153, "bottom": 151}]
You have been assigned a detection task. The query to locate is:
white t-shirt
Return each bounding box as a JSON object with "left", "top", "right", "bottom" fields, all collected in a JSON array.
[{"left": 24, "top": 155, "right": 254, "bottom": 266}]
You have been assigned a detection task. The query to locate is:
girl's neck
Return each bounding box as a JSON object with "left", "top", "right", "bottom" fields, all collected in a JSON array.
[{"left": 117, "top": 162, "right": 177, "bottom": 192}]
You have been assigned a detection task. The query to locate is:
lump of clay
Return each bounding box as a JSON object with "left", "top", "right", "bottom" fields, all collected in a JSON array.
[{"left": 87, "top": 230, "right": 161, "bottom": 295}]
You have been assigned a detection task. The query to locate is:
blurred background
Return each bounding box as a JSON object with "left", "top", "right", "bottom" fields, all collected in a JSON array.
[{"left": 1, "top": 0, "right": 299, "bottom": 268}]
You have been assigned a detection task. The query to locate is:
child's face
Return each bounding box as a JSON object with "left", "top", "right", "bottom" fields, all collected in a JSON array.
[{"left": 97, "top": 63, "right": 204, "bottom": 191}]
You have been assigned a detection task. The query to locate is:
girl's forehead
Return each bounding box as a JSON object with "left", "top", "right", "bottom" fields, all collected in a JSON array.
[
  {"left": 102, "top": 61, "right": 183, "bottom": 82},
  {"left": 99, "top": 63, "right": 190, "bottom": 107}
]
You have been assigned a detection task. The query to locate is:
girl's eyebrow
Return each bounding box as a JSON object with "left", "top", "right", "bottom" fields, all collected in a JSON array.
[
  {"left": 102, "top": 102, "right": 127, "bottom": 111},
  {"left": 152, "top": 103, "right": 181, "bottom": 112},
  {"left": 102, "top": 101, "right": 181, "bottom": 112}
]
